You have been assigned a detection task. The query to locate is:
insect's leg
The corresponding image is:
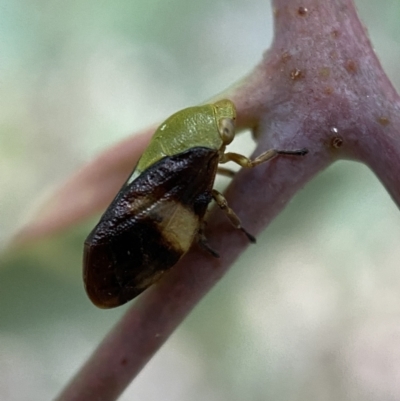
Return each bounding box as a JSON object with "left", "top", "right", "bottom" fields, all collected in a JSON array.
[
  {"left": 197, "top": 223, "right": 220, "bottom": 258},
  {"left": 217, "top": 166, "right": 236, "bottom": 178},
  {"left": 220, "top": 148, "right": 308, "bottom": 168},
  {"left": 212, "top": 189, "right": 256, "bottom": 243}
]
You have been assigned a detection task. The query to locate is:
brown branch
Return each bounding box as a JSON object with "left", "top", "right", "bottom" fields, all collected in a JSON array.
[{"left": 52, "top": 0, "right": 400, "bottom": 400}]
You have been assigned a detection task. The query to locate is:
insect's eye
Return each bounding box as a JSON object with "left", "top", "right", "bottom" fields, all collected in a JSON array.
[{"left": 218, "top": 118, "right": 235, "bottom": 145}]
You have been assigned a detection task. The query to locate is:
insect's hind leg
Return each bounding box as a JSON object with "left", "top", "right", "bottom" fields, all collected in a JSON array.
[
  {"left": 220, "top": 148, "right": 308, "bottom": 168},
  {"left": 197, "top": 223, "right": 220, "bottom": 258},
  {"left": 212, "top": 189, "right": 256, "bottom": 243}
]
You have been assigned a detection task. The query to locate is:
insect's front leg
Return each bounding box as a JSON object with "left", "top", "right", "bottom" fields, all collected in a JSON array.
[{"left": 220, "top": 148, "right": 308, "bottom": 168}]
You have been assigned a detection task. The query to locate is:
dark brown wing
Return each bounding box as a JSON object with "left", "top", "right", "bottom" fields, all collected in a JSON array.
[{"left": 83, "top": 147, "right": 219, "bottom": 308}]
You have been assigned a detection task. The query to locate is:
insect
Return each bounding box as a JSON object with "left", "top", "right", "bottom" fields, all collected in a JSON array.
[{"left": 84, "top": 99, "right": 307, "bottom": 308}]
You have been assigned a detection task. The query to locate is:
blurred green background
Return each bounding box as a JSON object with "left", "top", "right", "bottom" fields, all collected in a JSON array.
[{"left": 1, "top": 1, "right": 400, "bottom": 400}]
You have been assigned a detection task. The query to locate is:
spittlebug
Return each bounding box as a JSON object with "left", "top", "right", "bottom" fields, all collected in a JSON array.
[{"left": 84, "top": 100, "right": 307, "bottom": 308}]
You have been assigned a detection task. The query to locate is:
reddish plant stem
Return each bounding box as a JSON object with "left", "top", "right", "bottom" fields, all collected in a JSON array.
[{"left": 56, "top": 0, "right": 400, "bottom": 400}]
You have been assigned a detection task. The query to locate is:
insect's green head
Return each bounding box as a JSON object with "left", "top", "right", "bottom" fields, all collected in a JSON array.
[
  {"left": 213, "top": 99, "right": 236, "bottom": 146},
  {"left": 131, "top": 99, "right": 237, "bottom": 180}
]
